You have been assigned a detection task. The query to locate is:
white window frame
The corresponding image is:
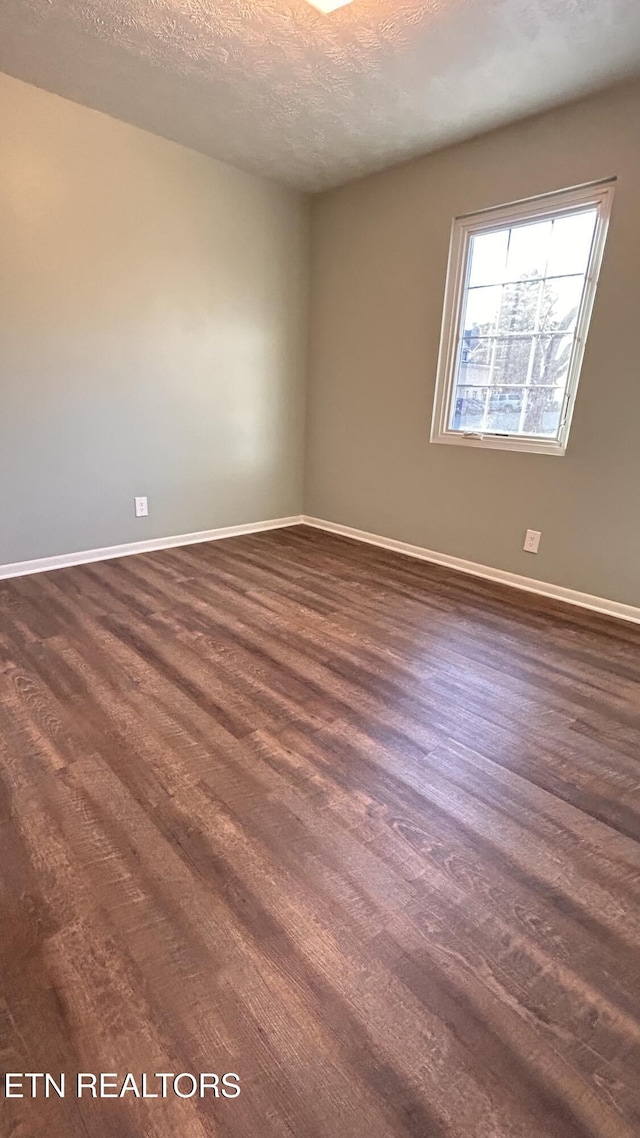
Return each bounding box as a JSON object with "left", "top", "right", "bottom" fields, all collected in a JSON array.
[{"left": 430, "top": 179, "right": 615, "bottom": 456}]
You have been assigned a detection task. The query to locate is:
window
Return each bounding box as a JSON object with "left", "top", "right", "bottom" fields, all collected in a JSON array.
[{"left": 430, "top": 179, "right": 615, "bottom": 455}]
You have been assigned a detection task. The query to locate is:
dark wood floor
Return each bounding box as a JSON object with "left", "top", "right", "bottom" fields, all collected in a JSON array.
[{"left": 1, "top": 525, "right": 640, "bottom": 1137}]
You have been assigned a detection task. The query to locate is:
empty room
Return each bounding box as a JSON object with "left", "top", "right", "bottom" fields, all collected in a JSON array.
[{"left": 1, "top": 1, "right": 640, "bottom": 1135}]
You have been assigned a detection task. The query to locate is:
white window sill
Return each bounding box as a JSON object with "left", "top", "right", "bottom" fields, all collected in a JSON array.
[{"left": 430, "top": 431, "right": 567, "bottom": 456}]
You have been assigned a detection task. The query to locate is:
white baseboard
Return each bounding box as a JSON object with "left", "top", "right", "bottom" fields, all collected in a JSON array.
[
  {"left": 301, "top": 516, "right": 640, "bottom": 627},
  {"left": 0, "top": 515, "right": 304, "bottom": 581},
  {"left": 3, "top": 512, "right": 638, "bottom": 628}
]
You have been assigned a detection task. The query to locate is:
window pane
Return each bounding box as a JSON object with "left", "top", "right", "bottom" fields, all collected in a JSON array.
[
  {"left": 540, "top": 275, "right": 584, "bottom": 334},
  {"left": 546, "top": 210, "right": 597, "bottom": 277},
  {"left": 468, "top": 230, "right": 509, "bottom": 286},
  {"left": 496, "top": 279, "right": 541, "bottom": 334},
  {"left": 463, "top": 284, "right": 503, "bottom": 336},
  {"left": 485, "top": 386, "right": 526, "bottom": 432},
  {"left": 491, "top": 335, "right": 534, "bottom": 386},
  {"left": 450, "top": 387, "right": 488, "bottom": 431},
  {"left": 531, "top": 334, "right": 573, "bottom": 389},
  {"left": 505, "top": 219, "right": 552, "bottom": 281},
  {"left": 522, "top": 387, "right": 565, "bottom": 437},
  {"left": 457, "top": 349, "right": 492, "bottom": 393}
]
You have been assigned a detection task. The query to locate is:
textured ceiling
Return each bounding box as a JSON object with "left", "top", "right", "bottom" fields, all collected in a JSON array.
[{"left": 1, "top": 0, "right": 640, "bottom": 190}]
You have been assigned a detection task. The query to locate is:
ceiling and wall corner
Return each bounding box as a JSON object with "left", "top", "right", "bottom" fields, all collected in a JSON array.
[{"left": 1, "top": 1, "right": 640, "bottom": 191}]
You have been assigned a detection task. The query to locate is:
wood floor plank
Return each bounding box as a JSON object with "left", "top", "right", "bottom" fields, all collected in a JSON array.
[{"left": 1, "top": 524, "right": 640, "bottom": 1136}]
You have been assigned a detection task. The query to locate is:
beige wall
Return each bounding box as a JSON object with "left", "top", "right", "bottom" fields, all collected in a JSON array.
[
  {"left": 0, "top": 73, "right": 308, "bottom": 565},
  {"left": 306, "top": 79, "right": 640, "bottom": 607}
]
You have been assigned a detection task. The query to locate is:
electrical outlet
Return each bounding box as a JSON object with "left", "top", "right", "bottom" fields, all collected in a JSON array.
[
  {"left": 524, "top": 529, "right": 541, "bottom": 554},
  {"left": 134, "top": 496, "right": 149, "bottom": 518}
]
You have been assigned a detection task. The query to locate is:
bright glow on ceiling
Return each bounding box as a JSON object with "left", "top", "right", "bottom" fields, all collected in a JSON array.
[
  {"left": 304, "top": 0, "right": 354, "bottom": 12},
  {"left": 3, "top": 0, "right": 639, "bottom": 190}
]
